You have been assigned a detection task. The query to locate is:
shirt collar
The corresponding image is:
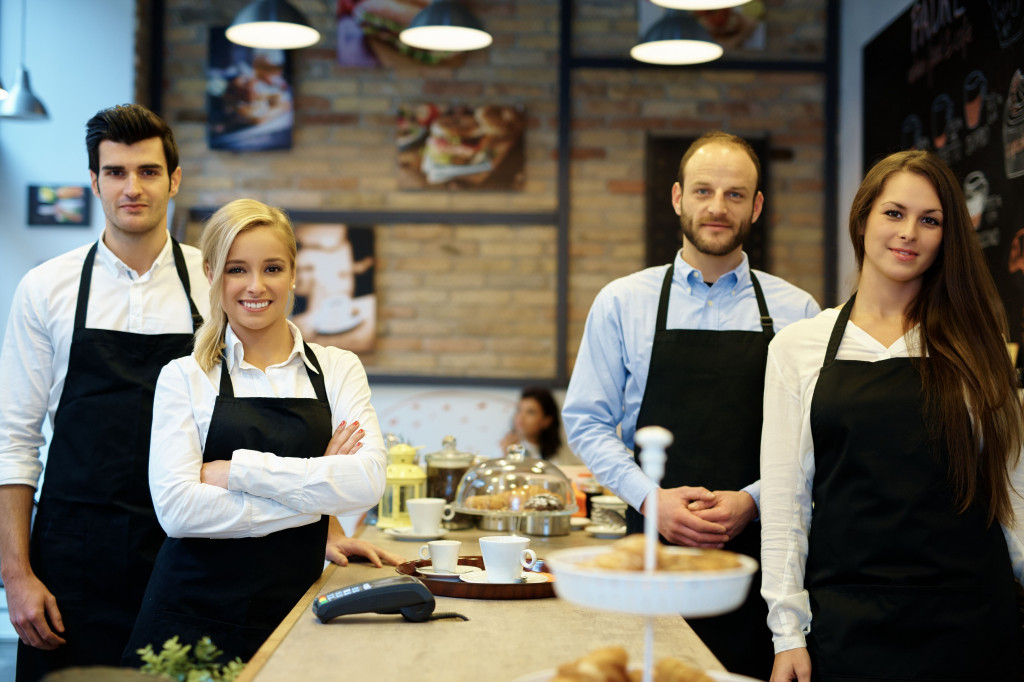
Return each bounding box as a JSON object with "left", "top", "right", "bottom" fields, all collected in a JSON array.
[
  {"left": 223, "top": 319, "right": 319, "bottom": 373},
  {"left": 96, "top": 231, "right": 173, "bottom": 282},
  {"left": 673, "top": 250, "right": 751, "bottom": 294}
]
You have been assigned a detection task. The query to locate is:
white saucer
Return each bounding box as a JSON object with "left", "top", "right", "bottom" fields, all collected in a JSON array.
[
  {"left": 382, "top": 527, "right": 448, "bottom": 541},
  {"left": 416, "top": 565, "right": 482, "bottom": 578},
  {"left": 584, "top": 524, "right": 627, "bottom": 539},
  {"left": 459, "top": 570, "right": 549, "bottom": 585},
  {"left": 570, "top": 517, "right": 590, "bottom": 529}
]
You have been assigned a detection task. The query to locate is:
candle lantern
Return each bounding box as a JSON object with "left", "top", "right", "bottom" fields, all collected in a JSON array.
[{"left": 376, "top": 442, "right": 426, "bottom": 528}]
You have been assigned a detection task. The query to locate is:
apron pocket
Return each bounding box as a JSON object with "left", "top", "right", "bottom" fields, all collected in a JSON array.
[{"left": 31, "top": 515, "right": 87, "bottom": 602}]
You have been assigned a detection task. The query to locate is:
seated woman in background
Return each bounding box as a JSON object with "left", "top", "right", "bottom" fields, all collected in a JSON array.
[
  {"left": 500, "top": 387, "right": 580, "bottom": 465},
  {"left": 760, "top": 150, "right": 1024, "bottom": 681},
  {"left": 124, "top": 199, "right": 387, "bottom": 664}
]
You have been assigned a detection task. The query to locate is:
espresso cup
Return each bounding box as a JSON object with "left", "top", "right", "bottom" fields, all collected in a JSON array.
[
  {"left": 591, "top": 495, "right": 628, "bottom": 528},
  {"left": 479, "top": 535, "right": 538, "bottom": 583},
  {"left": 406, "top": 497, "right": 455, "bottom": 535},
  {"left": 418, "top": 539, "right": 461, "bottom": 573}
]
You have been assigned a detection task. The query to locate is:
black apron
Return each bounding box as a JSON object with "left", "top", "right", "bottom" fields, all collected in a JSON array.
[
  {"left": 805, "top": 295, "right": 1022, "bottom": 681},
  {"left": 626, "top": 265, "right": 775, "bottom": 681},
  {"left": 17, "top": 240, "right": 202, "bottom": 682},
  {"left": 124, "top": 344, "right": 332, "bottom": 665}
]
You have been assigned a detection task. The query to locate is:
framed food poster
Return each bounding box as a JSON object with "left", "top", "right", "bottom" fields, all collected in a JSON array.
[
  {"left": 290, "top": 221, "right": 377, "bottom": 354},
  {"left": 206, "top": 27, "right": 294, "bottom": 152},
  {"left": 397, "top": 103, "right": 526, "bottom": 191},
  {"left": 28, "top": 185, "right": 91, "bottom": 226}
]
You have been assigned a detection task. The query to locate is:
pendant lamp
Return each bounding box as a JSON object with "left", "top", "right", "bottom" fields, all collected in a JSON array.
[
  {"left": 0, "top": 0, "right": 47, "bottom": 120},
  {"left": 630, "top": 9, "right": 723, "bottom": 65},
  {"left": 399, "top": 0, "right": 493, "bottom": 52},
  {"left": 226, "top": 0, "right": 320, "bottom": 49},
  {"left": 649, "top": 0, "right": 750, "bottom": 8}
]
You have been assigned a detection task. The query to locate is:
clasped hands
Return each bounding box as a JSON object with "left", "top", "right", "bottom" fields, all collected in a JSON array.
[{"left": 642, "top": 486, "right": 757, "bottom": 548}]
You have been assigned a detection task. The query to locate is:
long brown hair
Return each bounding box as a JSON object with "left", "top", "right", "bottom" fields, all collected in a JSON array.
[{"left": 849, "top": 150, "right": 1022, "bottom": 525}]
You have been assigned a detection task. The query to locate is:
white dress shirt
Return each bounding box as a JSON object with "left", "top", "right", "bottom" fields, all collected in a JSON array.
[
  {"left": 148, "top": 321, "right": 387, "bottom": 539},
  {"left": 0, "top": 235, "right": 209, "bottom": 488},
  {"left": 759, "top": 307, "right": 1024, "bottom": 654},
  {"left": 562, "top": 251, "right": 820, "bottom": 513}
]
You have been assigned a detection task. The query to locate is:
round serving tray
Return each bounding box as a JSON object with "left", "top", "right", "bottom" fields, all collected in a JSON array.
[
  {"left": 396, "top": 556, "right": 556, "bottom": 600},
  {"left": 545, "top": 545, "right": 758, "bottom": 617}
]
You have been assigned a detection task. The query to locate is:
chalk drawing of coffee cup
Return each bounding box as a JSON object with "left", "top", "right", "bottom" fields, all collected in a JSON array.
[
  {"left": 964, "top": 71, "right": 988, "bottom": 129},
  {"left": 931, "top": 94, "right": 954, "bottom": 149},
  {"left": 963, "top": 171, "right": 989, "bottom": 230}
]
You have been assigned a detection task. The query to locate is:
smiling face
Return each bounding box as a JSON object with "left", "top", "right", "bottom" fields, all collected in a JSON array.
[
  {"left": 673, "top": 142, "right": 763, "bottom": 263},
  {"left": 859, "top": 170, "right": 944, "bottom": 292},
  {"left": 217, "top": 226, "right": 296, "bottom": 342},
  {"left": 90, "top": 137, "right": 180, "bottom": 240}
]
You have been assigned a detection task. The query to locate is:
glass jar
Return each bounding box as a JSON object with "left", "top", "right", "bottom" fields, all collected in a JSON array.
[{"left": 423, "top": 435, "right": 476, "bottom": 530}]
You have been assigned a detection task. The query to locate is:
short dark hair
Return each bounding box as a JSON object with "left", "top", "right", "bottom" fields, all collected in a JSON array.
[
  {"left": 86, "top": 104, "right": 179, "bottom": 178},
  {"left": 677, "top": 130, "right": 761, "bottom": 191}
]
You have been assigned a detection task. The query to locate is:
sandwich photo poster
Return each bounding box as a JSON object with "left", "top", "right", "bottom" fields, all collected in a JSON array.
[
  {"left": 336, "top": 0, "right": 464, "bottom": 68},
  {"left": 206, "top": 27, "right": 294, "bottom": 152},
  {"left": 397, "top": 103, "right": 527, "bottom": 190},
  {"left": 290, "top": 221, "right": 377, "bottom": 354}
]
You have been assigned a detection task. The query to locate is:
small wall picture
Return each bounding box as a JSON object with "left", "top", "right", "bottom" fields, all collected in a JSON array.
[
  {"left": 397, "top": 103, "right": 526, "bottom": 190},
  {"left": 28, "top": 185, "right": 91, "bottom": 226},
  {"left": 291, "top": 222, "right": 376, "bottom": 353},
  {"left": 206, "top": 27, "right": 293, "bottom": 152}
]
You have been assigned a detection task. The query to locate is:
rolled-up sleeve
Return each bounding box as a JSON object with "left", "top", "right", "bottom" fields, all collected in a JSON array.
[{"left": 0, "top": 276, "right": 54, "bottom": 488}]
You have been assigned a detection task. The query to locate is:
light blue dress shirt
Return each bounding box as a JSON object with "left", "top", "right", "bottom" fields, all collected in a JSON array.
[{"left": 562, "top": 251, "right": 820, "bottom": 513}]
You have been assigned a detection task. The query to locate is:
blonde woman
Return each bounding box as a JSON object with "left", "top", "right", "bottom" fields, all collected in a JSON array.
[{"left": 124, "top": 199, "right": 387, "bottom": 663}]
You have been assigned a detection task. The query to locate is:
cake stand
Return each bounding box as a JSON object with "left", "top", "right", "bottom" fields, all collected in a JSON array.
[{"left": 544, "top": 426, "right": 760, "bottom": 682}]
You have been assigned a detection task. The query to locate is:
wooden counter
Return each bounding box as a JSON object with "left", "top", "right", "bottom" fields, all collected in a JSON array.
[{"left": 237, "top": 524, "right": 726, "bottom": 682}]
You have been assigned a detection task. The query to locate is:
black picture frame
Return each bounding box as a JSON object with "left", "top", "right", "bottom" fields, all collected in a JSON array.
[{"left": 27, "top": 185, "right": 92, "bottom": 227}]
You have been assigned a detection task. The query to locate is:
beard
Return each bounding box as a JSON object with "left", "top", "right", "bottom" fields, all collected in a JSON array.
[{"left": 680, "top": 207, "right": 753, "bottom": 256}]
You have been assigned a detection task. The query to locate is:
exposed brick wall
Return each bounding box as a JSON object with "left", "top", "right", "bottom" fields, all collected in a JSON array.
[{"left": 156, "top": 0, "right": 827, "bottom": 382}]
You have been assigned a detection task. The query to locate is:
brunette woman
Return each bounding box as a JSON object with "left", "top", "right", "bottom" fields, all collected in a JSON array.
[
  {"left": 124, "top": 199, "right": 386, "bottom": 663},
  {"left": 760, "top": 150, "right": 1024, "bottom": 681}
]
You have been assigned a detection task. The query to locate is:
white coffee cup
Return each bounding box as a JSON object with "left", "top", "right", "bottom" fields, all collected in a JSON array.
[
  {"left": 591, "top": 495, "right": 628, "bottom": 528},
  {"left": 418, "top": 539, "right": 461, "bottom": 573},
  {"left": 406, "top": 497, "right": 455, "bottom": 535},
  {"left": 479, "top": 535, "right": 538, "bottom": 583}
]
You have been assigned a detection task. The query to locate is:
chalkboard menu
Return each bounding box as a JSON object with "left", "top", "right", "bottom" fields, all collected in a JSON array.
[{"left": 863, "top": 1, "right": 1024, "bottom": 356}]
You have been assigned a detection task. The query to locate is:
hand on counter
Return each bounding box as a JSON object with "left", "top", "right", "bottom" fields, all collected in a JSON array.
[
  {"left": 771, "top": 647, "right": 811, "bottom": 682},
  {"left": 325, "top": 516, "right": 405, "bottom": 568},
  {"left": 643, "top": 486, "right": 728, "bottom": 549}
]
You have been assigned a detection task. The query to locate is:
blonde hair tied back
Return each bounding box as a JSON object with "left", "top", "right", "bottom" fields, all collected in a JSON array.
[{"left": 193, "top": 198, "right": 297, "bottom": 372}]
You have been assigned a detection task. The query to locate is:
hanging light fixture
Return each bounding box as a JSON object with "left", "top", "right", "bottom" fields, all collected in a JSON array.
[
  {"left": 0, "top": 0, "right": 47, "bottom": 120},
  {"left": 399, "top": 0, "right": 493, "bottom": 52},
  {"left": 226, "top": 0, "right": 320, "bottom": 49},
  {"left": 649, "top": 0, "right": 750, "bottom": 8},
  {"left": 630, "top": 9, "right": 723, "bottom": 65}
]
